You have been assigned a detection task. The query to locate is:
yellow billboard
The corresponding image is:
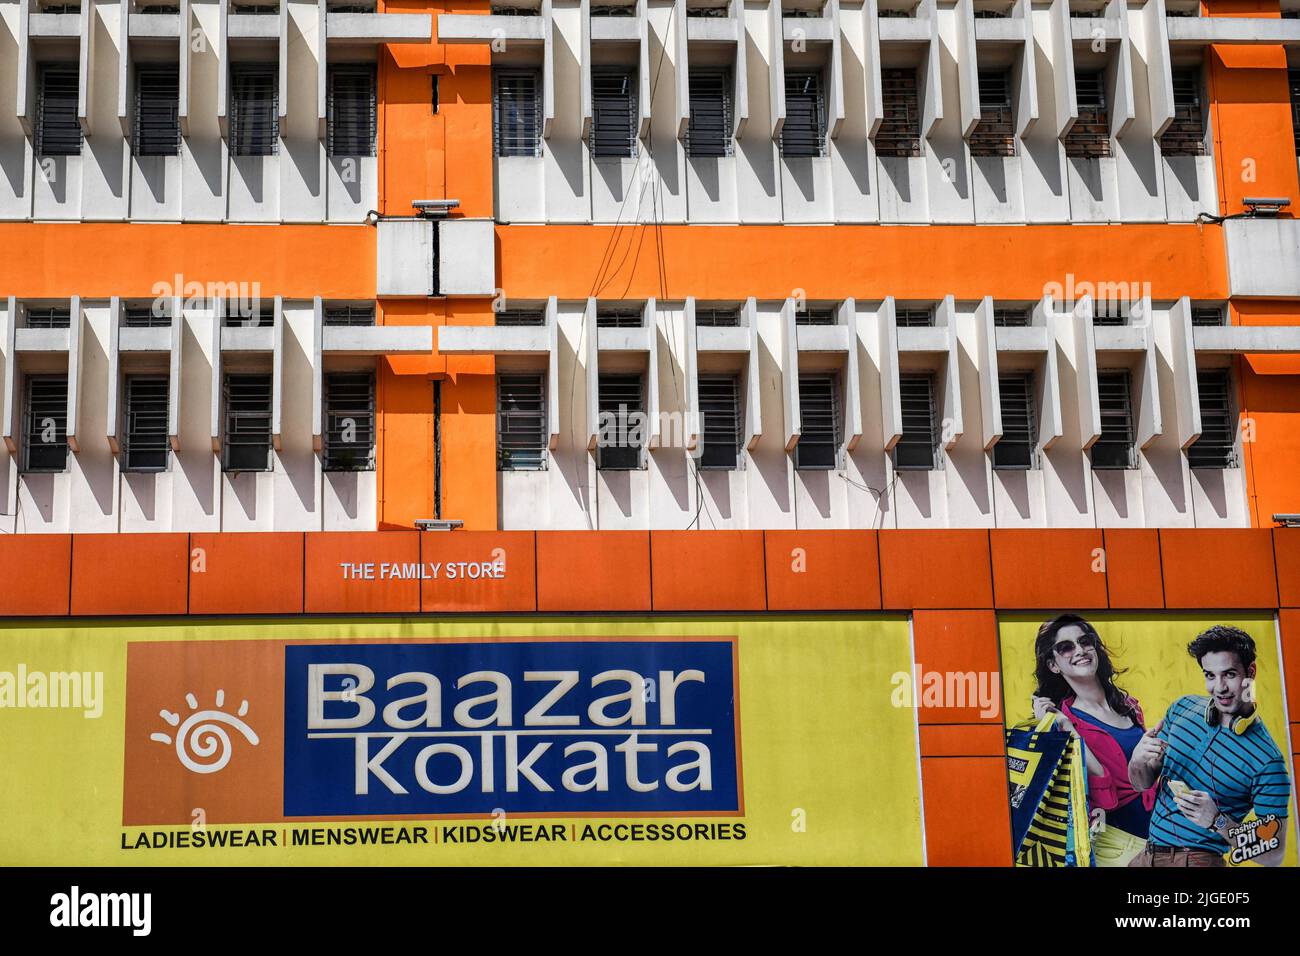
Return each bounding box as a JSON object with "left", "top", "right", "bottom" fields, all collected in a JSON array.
[{"left": 0, "top": 615, "right": 923, "bottom": 866}]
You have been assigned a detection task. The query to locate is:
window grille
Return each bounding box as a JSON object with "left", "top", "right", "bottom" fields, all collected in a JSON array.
[
  {"left": 687, "top": 68, "right": 733, "bottom": 158},
  {"left": 993, "top": 307, "right": 1030, "bottom": 327},
  {"left": 229, "top": 64, "right": 278, "bottom": 156},
  {"left": 895, "top": 307, "right": 933, "bottom": 328},
  {"left": 591, "top": 68, "right": 638, "bottom": 158},
  {"left": 794, "top": 374, "right": 841, "bottom": 470},
  {"left": 327, "top": 64, "right": 377, "bottom": 156},
  {"left": 324, "top": 371, "right": 375, "bottom": 471},
  {"left": 597, "top": 306, "right": 643, "bottom": 329},
  {"left": 797, "top": 307, "right": 836, "bottom": 326},
  {"left": 876, "top": 69, "right": 921, "bottom": 158},
  {"left": 495, "top": 308, "right": 546, "bottom": 327},
  {"left": 493, "top": 69, "right": 543, "bottom": 158},
  {"left": 135, "top": 65, "right": 180, "bottom": 156},
  {"left": 24, "top": 307, "right": 70, "bottom": 329},
  {"left": 36, "top": 65, "right": 82, "bottom": 156},
  {"left": 123, "top": 376, "right": 170, "bottom": 471},
  {"left": 1064, "top": 72, "right": 1111, "bottom": 159},
  {"left": 23, "top": 375, "right": 68, "bottom": 473},
  {"left": 695, "top": 307, "right": 740, "bottom": 328},
  {"left": 781, "top": 72, "right": 826, "bottom": 158},
  {"left": 969, "top": 69, "right": 1015, "bottom": 157},
  {"left": 1187, "top": 368, "right": 1236, "bottom": 469},
  {"left": 1159, "top": 68, "right": 1206, "bottom": 157},
  {"left": 597, "top": 374, "right": 645, "bottom": 470},
  {"left": 992, "top": 372, "right": 1037, "bottom": 469},
  {"left": 894, "top": 373, "right": 939, "bottom": 470},
  {"left": 497, "top": 373, "right": 548, "bottom": 471},
  {"left": 699, "top": 375, "right": 742, "bottom": 469},
  {"left": 323, "top": 304, "right": 376, "bottom": 327},
  {"left": 222, "top": 374, "right": 273, "bottom": 472},
  {"left": 1091, "top": 369, "right": 1135, "bottom": 469}
]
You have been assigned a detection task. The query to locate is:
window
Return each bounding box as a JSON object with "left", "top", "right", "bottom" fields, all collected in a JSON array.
[
  {"left": 323, "top": 304, "right": 376, "bottom": 327},
  {"left": 1292, "top": 69, "right": 1300, "bottom": 155},
  {"left": 994, "top": 307, "right": 1030, "bottom": 327},
  {"left": 1091, "top": 369, "right": 1135, "bottom": 469},
  {"left": 1160, "top": 68, "right": 1206, "bottom": 157},
  {"left": 781, "top": 72, "right": 826, "bottom": 158},
  {"left": 327, "top": 64, "right": 376, "bottom": 156},
  {"left": 895, "top": 307, "right": 933, "bottom": 328},
  {"left": 22, "top": 375, "right": 68, "bottom": 473},
  {"left": 695, "top": 307, "right": 740, "bottom": 328},
  {"left": 222, "top": 374, "right": 273, "bottom": 472},
  {"left": 1092, "top": 298, "right": 1125, "bottom": 326},
  {"left": 597, "top": 374, "right": 645, "bottom": 470},
  {"left": 229, "top": 64, "right": 278, "bottom": 156},
  {"left": 122, "top": 375, "right": 170, "bottom": 471},
  {"left": 877, "top": 69, "right": 921, "bottom": 157},
  {"left": 1064, "top": 72, "right": 1111, "bottom": 158},
  {"left": 24, "top": 306, "right": 70, "bottom": 329},
  {"left": 969, "top": 69, "right": 1015, "bottom": 157},
  {"left": 431, "top": 75, "right": 440, "bottom": 114},
  {"left": 493, "top": 69, "right": 543, "bottom": 158},
  {"left": 1188, "top": 368, "right": 1236, "bottom": 469},
  {"left": 687, "top": 68, "right": 732, "bottom": 158},
  {"left": 591, "top": 68, "right": 638, "bottom": 158},
  {"left": 992, "top": 372, "right": 1037, "bottom": 469},
  {"left": 1191, "top": 305, "right": 1225, "bottom": 327},
  {"left": 794, "top": 374, "right": 841, "bottom": 470},
  {"left": 323, "top": 371, "right": 375, "bottom": 471},
  {"left": 797, "top": 307, "right": 836, "bottom": 327},
  {"left": 699, "top": 375, "right": 742, "bottom": 469},
  {"left": 36, "top": 65, "right": 81, "bottom": 156},
  {"left": 894, "top": 373, "right": 938, "bottom": 470},
  {"left": 124, "top": 304, "right": 171, "bottom": 328},
  {"left": 596, "top": 306, "right": 642, "bottom": 329},
  {"left": 495, "top": 308, "right": 545, "bottom": 326},
  {"left": 134, "top": 65, "right": 180, "bottom": 156},
  {"left": 497, "top": 373, "right": 548, "bottom": 470},
  {"left": 224, "top": 298, "right": 274, "bottom": 327}
]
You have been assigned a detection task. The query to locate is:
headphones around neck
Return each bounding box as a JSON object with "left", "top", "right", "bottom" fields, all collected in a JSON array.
[{"left": 1203, "top": 696, "right": 1259, "bottom": 736}]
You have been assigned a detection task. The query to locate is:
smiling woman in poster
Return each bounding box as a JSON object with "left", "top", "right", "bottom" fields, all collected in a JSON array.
[{"left": 1030, "top": 614, "right": 1158, "bottom": 867}]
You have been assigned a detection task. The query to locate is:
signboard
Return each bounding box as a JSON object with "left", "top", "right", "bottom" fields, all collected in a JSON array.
[{"left": 0, "top": 616, "right": 924, "bottom": 865}]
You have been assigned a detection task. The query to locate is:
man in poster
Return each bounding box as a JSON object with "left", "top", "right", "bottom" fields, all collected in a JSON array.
[{"left": 1129, "top": 626, "right": 1291, "bottom": 867}]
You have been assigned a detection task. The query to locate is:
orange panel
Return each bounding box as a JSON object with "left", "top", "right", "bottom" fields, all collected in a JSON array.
[
  {"left": 1279, "top": 611, "right": 1300, "bottom": 719},
  {"left": 1102, "top": 529, "right": 1165, "bottom": 610},
  {"left": 1241, "top": 367, "right": 1300, "bottom": 528},
  {"left": 420, "top": 531, "right": 536, "bottom": 612},
  {"left": 188, "top": 533, "right": 304, "bottom": 615},
  {"left": 919, "top": 724, "right": 1006, "bottom": 758},
  {"left": 536, "top": 531, "right": 652, "bottom": 612},
  {"left": 304, "top": 531, "right": 421, "bottom": 614},
  {"left": 650, "top": 532, "right": 766, "bottom": 612},
  {"left": 70, "top": 534, "right": 188, "bottom": 616},
  {"left": 763, "top": 530, "right": 880, "bottom": 610},
  {"left": 879, "top": 530, "right": 993, "bottom": 610},
  {"left": 0, "top": 224, "right": 373, "bottom": 299},
  {"left": 989, "top": 529, "right": 1107, "bottom": 609},
  {"left": 920, "top": 757, "right": 1014, "bottom": 867},
  {"left": 498, "top": 224, "right": 1228, "bottom": 302},
  {"left": 1274, "top": 530, "right": 1300, "bottom": 607},
  {"left": 0, "top": 535, "right": 70, "bottom": 616},
  {"left": 911, "top": 610, "right": 1003, "bottom": 725},
  {"left": 1159, "top": 529, "right": 1278, "bottom": 608}
]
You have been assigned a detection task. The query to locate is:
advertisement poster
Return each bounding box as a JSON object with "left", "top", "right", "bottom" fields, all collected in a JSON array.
[
  {"left": 0, "top": 615, "right": 924, "bottom": 866},
  {"left": 998, "top": 613, "right": 1297, "bottom": 869}
]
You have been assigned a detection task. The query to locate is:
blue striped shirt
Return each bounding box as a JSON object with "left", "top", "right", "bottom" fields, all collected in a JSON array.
[{"left": 1148, "top": 695, "right": 1291, "bottom": 853}]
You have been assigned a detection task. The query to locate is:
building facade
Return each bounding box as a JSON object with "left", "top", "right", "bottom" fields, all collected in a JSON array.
[{"left": 2, "top": 0, "right": 1300, "bottom": 870}]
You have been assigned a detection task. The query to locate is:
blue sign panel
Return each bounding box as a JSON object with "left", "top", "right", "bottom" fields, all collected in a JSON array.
[{"left": 283, "top": 640, "right": 740, "bottom": 816}]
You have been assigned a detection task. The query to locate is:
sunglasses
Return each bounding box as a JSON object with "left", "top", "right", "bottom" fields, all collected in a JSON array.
[{"left": 1052, "top": 633, "right": 1098, "bottom": 656}]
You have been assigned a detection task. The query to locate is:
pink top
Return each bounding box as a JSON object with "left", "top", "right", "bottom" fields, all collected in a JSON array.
[{"left": 1060, "top": 695, "right": 1159, "bottom": 813}]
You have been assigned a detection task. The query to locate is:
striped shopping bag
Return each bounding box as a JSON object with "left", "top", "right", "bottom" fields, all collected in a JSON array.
[{"left": 1006, "top": 714, "right": 1093, "bottom": 867}]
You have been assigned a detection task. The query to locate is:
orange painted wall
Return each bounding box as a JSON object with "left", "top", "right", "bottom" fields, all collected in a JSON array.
[
  {"left": 496, "top": 224, "right": 1229, "bottom": 302},
  {"left": 1205, "top": 1, "right": 1299, "bottom": 215},
  {"left": 0, "top": 223, "right": 374, "bottom": 298},
  {"left": 375, "top": 2, "right": 499, "bottom": 530}
]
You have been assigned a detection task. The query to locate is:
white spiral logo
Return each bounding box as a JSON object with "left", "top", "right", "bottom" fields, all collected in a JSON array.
[{"left": 151, "top": 691, "right": 260, "bottom": 776}]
